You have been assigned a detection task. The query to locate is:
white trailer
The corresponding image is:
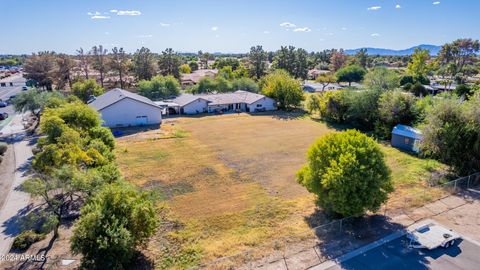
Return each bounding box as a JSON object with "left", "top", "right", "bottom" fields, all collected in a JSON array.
[{"left": 407, "top": 223, "right": 461, "bottom": 250}]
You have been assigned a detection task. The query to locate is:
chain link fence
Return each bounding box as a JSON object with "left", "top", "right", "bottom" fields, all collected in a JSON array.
[{"left": 191, "top": 173, "right": 480, "bottom": 270}]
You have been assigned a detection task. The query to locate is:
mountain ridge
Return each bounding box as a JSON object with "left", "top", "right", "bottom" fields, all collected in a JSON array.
[{"left": 345, "top": 44, "right": 441, "bottom": 56}]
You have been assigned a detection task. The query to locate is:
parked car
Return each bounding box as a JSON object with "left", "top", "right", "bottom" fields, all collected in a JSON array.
[
  {"left": 22, "top": 86, "right": 28, "bottom": 91},
  {"left": 0, "top": 112, "right": 8, "bottom": 120},
  {"left": 0, "top": 101, "right": 7, "bottom": 108}
]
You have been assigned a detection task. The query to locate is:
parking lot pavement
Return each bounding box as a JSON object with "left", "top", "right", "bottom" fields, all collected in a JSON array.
[{"left": 322, "top": 236, "right": 480, "bottom": 270}]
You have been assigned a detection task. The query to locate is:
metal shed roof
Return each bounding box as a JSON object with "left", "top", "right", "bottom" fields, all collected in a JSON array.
[{"left": 392, "top": 124, "right": 423, "bottom": 140}]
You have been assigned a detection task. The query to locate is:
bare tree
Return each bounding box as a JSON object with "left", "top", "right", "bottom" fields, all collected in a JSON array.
[
  {"left": 55, "top": 54, "right": 75, "bottom": 89},
  {"left": 91, "top": 45, "right": 109, "bottom": 87},
  {"left": 77, "top": 47, "right": 90, "bottom": 79},
  {"left": 23, "top": 51, "right": 57, "bottom": 90},
  {"left": 109, "top": 47, "right": 129, "bottom": 89}
]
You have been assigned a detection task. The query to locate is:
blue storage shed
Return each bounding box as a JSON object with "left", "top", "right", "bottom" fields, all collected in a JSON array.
[{"left": 391, "top": 124, "right": 423, "bottom": 153}]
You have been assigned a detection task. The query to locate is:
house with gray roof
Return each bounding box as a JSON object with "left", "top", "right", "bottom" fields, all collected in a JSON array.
[
  {"left": 88, "top": 88, "right": 162, "bottom": 127},
  {"left": 167, "top": 90, "right": 276, "bottom": 114}
]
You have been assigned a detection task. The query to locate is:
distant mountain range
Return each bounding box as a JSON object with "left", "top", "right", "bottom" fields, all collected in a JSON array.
[{"left": 345, "top": 44, "right": 441, "bottom": 56}]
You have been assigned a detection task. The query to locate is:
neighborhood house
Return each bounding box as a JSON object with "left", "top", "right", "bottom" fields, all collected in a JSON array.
[
  {"left": 88, "top": 88, "right": 163, "bottom": 128},
  {"left": 391, "top": 124, "right": 423, "bottom": 153},
  {"left": 159, "top": 90, "right": 277, "bottom": 115},
  {"left": 180, "top": 69, "right": 218, "bottom": 88}
]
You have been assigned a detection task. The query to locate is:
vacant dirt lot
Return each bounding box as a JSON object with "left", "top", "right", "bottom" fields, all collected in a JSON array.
[{"left": 116, "top": 112, "right": 446, "bottom": 269}]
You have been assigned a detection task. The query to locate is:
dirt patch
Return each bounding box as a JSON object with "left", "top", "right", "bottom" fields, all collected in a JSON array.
[{"left": 0, "top": 143, "right": 14, "bottom": 209}]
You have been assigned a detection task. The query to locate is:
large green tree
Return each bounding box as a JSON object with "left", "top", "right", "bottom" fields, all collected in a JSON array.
[
  {"left": 71, "top": 79, "right": 105, "bottom": 103},
  {"left": 297, "top": 130, "right": 393, "bottom": 216},
  {"left": 248, "top": 45, "right": 267, "bottom": 79},
  {"left": 438, "top": 38, "right": 480, "bottom": 82},
  {"left": 335, "top": 65, "right": 366, "bottom": 86},
  {"left": 158, "top": 48, "right": 181, "bottom": 79},
  {"left": 376, "top": 90, "right": 419, "bottom": 138},
  {"left": 138, "top": 75, "right": 180, "bottom": 100},
  {"left": 363, "top": 67, "right": 400, "bottom": 91},
  {"left": 422, "top": 95, "right": 480, "bottom": 175},
  {"left": 261, "top": 69, "right": 304, "bottom": 110},
  {"left": 406, "top": 48, "right": 433, "bottom": 79},
  {"left": 71, "top": 183, "right": 158, "bottom": 269},
  {"left": 133, "top": 47, "right": 156, "bottom": 81},
  {"left": 23, "top": 51, "right": 57, "bottom": 90}
]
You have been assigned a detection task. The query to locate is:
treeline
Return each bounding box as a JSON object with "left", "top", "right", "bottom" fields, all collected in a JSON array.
[
  {"left": 306, "top": 39, "right": 480, "bottom": 176},
  {"left": 14, "top": 94, "right": 157, "bottom": 268},
  {"left": 20, "top": 44, "right": 415, "bottom": 92}
]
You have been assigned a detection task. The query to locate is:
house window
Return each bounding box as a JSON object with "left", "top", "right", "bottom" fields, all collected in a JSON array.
[
  {"left": 404, "top": 137, "right": 410, "bottom": 144},
  {"left": 256, "top": 104, "right": 263, "bottom": 108}
]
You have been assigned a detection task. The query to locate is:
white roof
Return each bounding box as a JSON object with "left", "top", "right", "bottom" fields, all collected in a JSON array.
[
  {"left": 392, "top": 124, "right": 423, "bottom": 140},
  {"left": 408, "top": 223, "right": 460, "bottom": 249},
  {"left": 88, "top": 88, "right": 160, "bottom": 111},
  {"left": 172, "top": 90, "right": 270, "bottom": 107}
]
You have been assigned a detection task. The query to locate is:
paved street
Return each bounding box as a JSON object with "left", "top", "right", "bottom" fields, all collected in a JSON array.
[
  {"left": 323, "top": 236, "right": 480, "bottom": 270},
  {"left": 0, "top": 73, "right": 26, "bottom": 131}
]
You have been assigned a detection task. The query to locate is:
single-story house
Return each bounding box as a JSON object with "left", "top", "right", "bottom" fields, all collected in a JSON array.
[
  {"left": 180, "top": 69, "right": 218, "bottom": 88},
  {"left": 88, "top": 88, "right": 162, "bottom": 128},
  {"left": 166, "top": 90, "right": 276, "bottom": 115},
  {"left": 307, "top": 69, "right": 330, "bottom": 80},
  {"left": 303, "top": 81, "right": 345, "bottom": 92},
  {"left": 391, "top": 124, "right": 423, "bottom": 153}
]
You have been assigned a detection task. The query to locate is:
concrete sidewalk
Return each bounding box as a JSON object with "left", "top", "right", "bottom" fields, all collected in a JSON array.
[{"left": 0, "top": 138, "right": 33, "bottom": 255}]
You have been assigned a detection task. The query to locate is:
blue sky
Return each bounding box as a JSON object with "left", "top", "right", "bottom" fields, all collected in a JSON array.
[{"left": 1, "top": 0, "right": 479, "bottom": 54}]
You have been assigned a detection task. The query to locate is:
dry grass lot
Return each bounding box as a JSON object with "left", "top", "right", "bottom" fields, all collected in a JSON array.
[{"left": 116, "top": 112, "right": 446, "bottom": 269}]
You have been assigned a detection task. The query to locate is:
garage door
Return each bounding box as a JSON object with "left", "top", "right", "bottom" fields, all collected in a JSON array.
[{"left": 135, "top": 116, "right": 148, "bottom": 126}]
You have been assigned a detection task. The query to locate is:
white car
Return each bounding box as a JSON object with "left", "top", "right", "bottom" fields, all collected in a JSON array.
[{"left": 407, "top": 223, "right": 461, "bottom": 250}]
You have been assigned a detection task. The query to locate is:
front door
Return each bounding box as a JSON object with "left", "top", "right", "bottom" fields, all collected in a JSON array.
[{"left": 136, "top": 116, "right": 148, "bottom": 126}]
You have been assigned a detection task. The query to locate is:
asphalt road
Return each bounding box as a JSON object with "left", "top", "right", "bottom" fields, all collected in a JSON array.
[
  {"left": 326, "top": 236, "right": 480, "bottom": 270},
  {"left": 0, "top": 74, "right": 26, "bottom": 128}
]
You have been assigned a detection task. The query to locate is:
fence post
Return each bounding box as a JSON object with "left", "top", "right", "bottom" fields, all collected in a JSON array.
[
  {"left": 467, "top": 175, "right": 471, "bottom": 189},
  {"left": 454, "top": 179, "right": 457, "bottom": 193},
  {"left": 339, "top": 219, "right": 343, "bottom": 233}
]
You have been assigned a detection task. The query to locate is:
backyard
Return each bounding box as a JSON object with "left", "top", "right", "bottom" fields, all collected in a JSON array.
[{"left": 115, "top": 112, "right": 447, "bottom": 269}]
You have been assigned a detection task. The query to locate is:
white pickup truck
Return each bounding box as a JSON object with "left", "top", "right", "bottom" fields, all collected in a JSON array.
[{"left": 407, "top": 223, "right": 461, "bottom": 249}]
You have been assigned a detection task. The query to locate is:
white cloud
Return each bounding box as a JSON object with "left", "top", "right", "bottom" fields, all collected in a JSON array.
[
  {"left": 371, "top": 33, "right": 380, "bottom": 37},
  {"left": 367, "top": 6, "right": 382, "bottom": 11},
  {"left": 263, "top": 30, "right": 270, "bottom": 34},
  {"left": 433, "top": 1, "right": 440, "bottom": 5},
  {"left": 341, "top": 27, "right": 347, "bottom": 31},
  {"left": 211, "top": 26, "right": 219, "bottom": 31},
  {"left": 91, "top": 15, "right": 110, "bottom": 19},
  {"left": 115, "top": 10, "right": 141, "bottom": 16},
  {"left": 87, "top": 11, "right": 101, "bottom": 16},
  {"left": 109, "top": 9, "right": 118, "bottom": 13},
  {"left": 293, "top": 27, "right": 311, "bottom": 32},
  {"left": 160, "top": 23, "right": 171, "bottom": 27},
  {"left": 138, "top": 34, "right": 153, "bottom": 38},
  {"left": 325, "top": 32, "right": 334, "bottom": 36},
  {"left": 280, "top": 22, "right": 296, "bottom": 28},
  {"left": 395, "top": 4, "right": 401, "bottom": 9}
]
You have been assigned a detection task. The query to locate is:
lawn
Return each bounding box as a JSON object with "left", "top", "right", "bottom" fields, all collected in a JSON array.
[{"left": 115, "top": 112, "right": 446, "bottom": 269}]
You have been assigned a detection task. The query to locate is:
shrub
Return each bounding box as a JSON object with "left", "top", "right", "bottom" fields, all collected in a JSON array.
[
  {"left": 71, "top": 183, "right": 158, "bottom": 269},
  {"left": 297, "top": 130, "right": 393, "bottom": 216},
  {"left": 455, "top": 84, "right": 472, "bottom": 97},
  {"left": 376, "top": 90, "right": 419, "bottom": 138},
  {"left": 12, "top": 230, "right": 46, "bottom": 250},
  {"left": 0, "top": 142, "right": 7, "bottom": 155},
  {"left": 402, "top": 82, "right": 413, "bottom": 91},
  {"left": 410, "top": 83, "right": 428, "bottom": 97}
]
